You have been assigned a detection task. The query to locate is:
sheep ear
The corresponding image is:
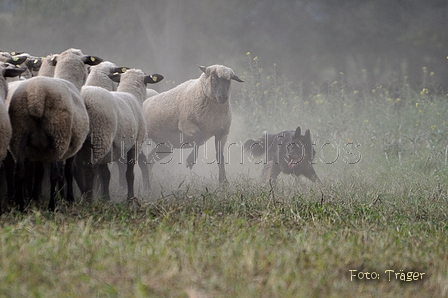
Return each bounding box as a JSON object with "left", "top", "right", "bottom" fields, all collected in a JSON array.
[
  {"left": 49, "top": 55, "right": 58, "bottom": 66},
  {"left": 110, "top": 67, "right": 129, "bottom": 74},
  {"left": 144, "top": 74, "right": 164, "bottom": 84},
  {"left": 83, "top": 55, "right": 103, "bottom": 66},
  {"left": 6, "top": 55, "right": 27, "bottom": 66},
  {"left": 108, "top": 73, "right": 121, "bottom": 83},
  {"left": 3, "top": 66, "right": 27, "bottom": 78},
  {"left": 232, "top": 74, "right": 244, "bottom": 83},
  {"left": 198, "top": 65, "right": 207, "bottom": 74},
  {"left": 294, "top": 126, "right": 302, "bottom": 138}
]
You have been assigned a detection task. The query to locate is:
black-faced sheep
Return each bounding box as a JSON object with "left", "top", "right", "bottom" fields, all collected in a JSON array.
[
  {"left": 76, "top": 66, "right": 163, "bottom": 201},
  {"left": 8, "top": 48, "right": 102, "bottom": 211},
  {"left": 143, "top": 64, "right": 243, "bottom": 185}
]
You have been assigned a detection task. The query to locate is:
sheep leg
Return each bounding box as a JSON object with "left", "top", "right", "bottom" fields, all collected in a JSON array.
[
  {"left": 215, "top": 134, "right": 228, "bottom": 183},
  {"left": 64, "top": 157, "right": 75, "bottom": 203},
  {"left": 12, "top": 136, "right": 28, "bottom": 211},
  {"left": 48, "top": 161, "right": 63, "bottom": 211},
  {"left": 12, "top": 161, "right": 26, "bottom": 212},
  {"left": 116, "top": 161, "right": 127, "bottom": 189},
  {"left": 3, "top": 151, "right": 15, "bottom": 202},
  {"left": 25, "top": 159, "right": 35, "bottom": 198},
  {"left": 98, "top": 164, "right": 111, "bottom": 201},
  {"left": 186, "top": 132, "right": 207, "bottom": 170},
  {"left": 73, "top": 158, "right": 87, "bottom": 194},
  {"left": 30, "top": 161, "right": 44, "bottom": 202},
  {"left": 125, "top": 147, "right": 136, "bottom": 200},
  {"left": 138, "top": 152, "right": 150, "bottom": 191},
  {"left": 48, "top": 162, "right": 58, "bottom": 211},
  {"left": 57, "top": 161, "right": 65, "bottom": 198},
  {"left": 83, "top": 162, "right": 97, "bottom": 201}
]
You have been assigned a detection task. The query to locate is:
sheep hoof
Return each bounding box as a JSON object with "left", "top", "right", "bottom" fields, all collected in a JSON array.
[
  {"left": 186, "top": 155, "right": 196, "bottom": 170},
  {"left": 127, "top": 196, "right": 142, "bottom": 208}
]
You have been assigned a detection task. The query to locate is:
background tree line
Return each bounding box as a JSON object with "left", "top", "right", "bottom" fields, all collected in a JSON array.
[{"left": 1, "top": 0, "right": 447, "bottom": 94}]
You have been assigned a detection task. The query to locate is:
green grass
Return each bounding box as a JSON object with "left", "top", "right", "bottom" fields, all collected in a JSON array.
[
  {"left": 1, "top": 178, "right": 447, "bottom": 297},
  {"left": 1, "top": 55, "right": 448, "bottom": 297}
]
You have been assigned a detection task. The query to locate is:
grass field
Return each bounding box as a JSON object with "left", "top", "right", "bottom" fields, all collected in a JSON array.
[{"left": 1, "top": 56, "right": 448, "bottom": 297}]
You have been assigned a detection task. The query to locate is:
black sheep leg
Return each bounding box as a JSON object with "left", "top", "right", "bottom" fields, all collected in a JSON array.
[
  {"left": 126, "top": 147, "right": 136, "bottom": 200},
  {"left": 98, "top": 163, "right": 111, "bottom": 201},
  {"left": 30, "top": 161, "right": 44, "bottom": 202},
  {"left": 12, "top": 136, "right": 28, "bottom": 212},
  {"left": 48, "top": 161, "right": 64, "bottom": 211},
  {"left": 64, "top": 157, "right": 75, "bottom": 203}
]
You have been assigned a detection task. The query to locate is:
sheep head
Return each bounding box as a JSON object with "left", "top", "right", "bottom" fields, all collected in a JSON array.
[
  {"left": 1, "top": 63, "right": 27, "bottom": 78},
  {"left": 199, "top": 65, "right": 244, "bottom": 104},
  {"left": 0, "top": 63, "right": 27, "bottom": 99},
  {"left": 5, "top": 55, "right": 27, "bottom": 66},
  {"left": 25, "top": 57, "right": 43, "bottom": 72},
  {"left": 108, "top": 71, "right": 163, "bottom": 85},
  {"left": 52, "top": 49, "right": 103, "bottom": 90}
]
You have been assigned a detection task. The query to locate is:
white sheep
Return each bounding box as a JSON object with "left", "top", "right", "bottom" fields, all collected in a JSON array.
[
  {"left": 1, "top": 54, "right": 45, "bottom": 204},
  {"left": 143, "top": 64, "right": 243, "bottom": 184},
  {"left": 81, "top": 62, "right": 155, "bottom": 193},
  {"left": 76, "top": 66, "right": 163, "bottom": 201},
  {"left": 73, "top": 61, "right": 126, "bottom": 196},
  {"left": 7, "top": 48, "right": 102, "bottom": 211},
  {"left": 115, "top": 87, "right": 159, "bottom": 189},
  {"left": 84, "top": 61, "right": 126, "bottom": 91},
  {"left": 0, "top": 63, "right": 26, "bottom": 162},
  {"left": 0, "top": 55, "right": 28, "bottom": 161}
]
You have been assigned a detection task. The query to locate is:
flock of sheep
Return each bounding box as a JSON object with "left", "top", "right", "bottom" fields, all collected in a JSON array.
[{"left": 0, "top": 48, "right": 244, "bottom": 212}]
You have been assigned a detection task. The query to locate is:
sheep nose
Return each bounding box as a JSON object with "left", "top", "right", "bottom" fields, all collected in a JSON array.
[{"left": 217, "top": 95, "right": 228, "bottom": 103}]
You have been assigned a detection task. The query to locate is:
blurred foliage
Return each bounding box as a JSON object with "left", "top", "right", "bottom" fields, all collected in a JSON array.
[
  {"left": 0, "top": 0, "right": 447, "bottom": 93},
  {"left": 235, "top": 52, "right": 448, "bottom": 180}
]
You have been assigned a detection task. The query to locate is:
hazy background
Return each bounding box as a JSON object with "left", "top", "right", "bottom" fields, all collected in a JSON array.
[
  {"left": 1, "top": 0, "right": 448, "bottom": 193},
  {"left": 1, "top": 0, "right": 447, "bottom": 94}
]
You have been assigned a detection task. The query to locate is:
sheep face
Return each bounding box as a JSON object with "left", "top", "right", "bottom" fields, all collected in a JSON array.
[{"left": 199, "top": 65, "right": 244, "bottom": 104}]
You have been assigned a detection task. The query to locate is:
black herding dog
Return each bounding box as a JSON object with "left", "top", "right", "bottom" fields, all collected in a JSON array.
[{"left": 244, "top": 126, "right": 320, "bottom": 183}]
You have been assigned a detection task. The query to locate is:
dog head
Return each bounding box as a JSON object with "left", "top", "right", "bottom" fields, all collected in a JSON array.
[{"left": 285, "top": 126, "right": 320, "bottom": 182}]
